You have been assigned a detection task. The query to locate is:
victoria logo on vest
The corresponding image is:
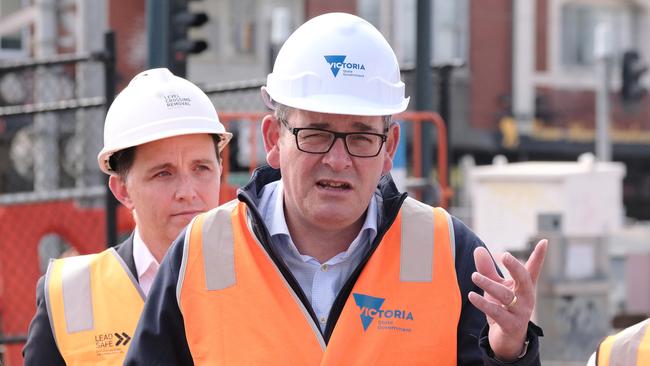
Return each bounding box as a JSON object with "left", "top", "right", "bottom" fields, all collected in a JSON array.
[{"left": 353, "top": 293, "right": 414, "bottom": 333}]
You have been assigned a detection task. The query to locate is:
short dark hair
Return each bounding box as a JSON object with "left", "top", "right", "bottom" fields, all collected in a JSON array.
[{"left": 109, "top": 134, "right": 222, "bottom": 180}]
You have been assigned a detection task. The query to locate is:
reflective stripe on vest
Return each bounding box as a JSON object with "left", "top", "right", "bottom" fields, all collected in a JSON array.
[
  {"left": 49, "top": 254, "right": 95, "bottom": 334},
  {"left": 177, "top": 197, "right": 456, "bottom": 291},
  {"left": 597, "top": 319, "right": 650, "bottom": 366},
  {"left": 178, "top": 197, "right": 461, "bottom": 365},
  {"left": 177, "top": 199, "right": 239, "bottom": 303},
  {"left": 45, "top": 248, "right": 144, "bottom": 365},
  {"left": 400, "top": 196, "right": 455, "bottom": 281}
]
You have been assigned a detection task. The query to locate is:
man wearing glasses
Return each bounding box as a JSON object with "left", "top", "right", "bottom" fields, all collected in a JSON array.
[{"left": 125, "top": 13, "right": 546, "bottom": 365}]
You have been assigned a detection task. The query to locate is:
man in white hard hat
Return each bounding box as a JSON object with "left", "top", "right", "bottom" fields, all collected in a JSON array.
[
  {"left": 23, "top": 68, "right": 232, "bottom": 366},
  {"left": 124, "top": 13, "right": 546, "bottom": 365}
]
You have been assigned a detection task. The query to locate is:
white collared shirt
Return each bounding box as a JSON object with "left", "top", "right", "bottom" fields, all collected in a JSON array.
[
  {"left": 259, "top": 180, "right": 378, "bottom": 331},
  {"left": 132, "top": 229, "right": 160, "bottom": 297}
]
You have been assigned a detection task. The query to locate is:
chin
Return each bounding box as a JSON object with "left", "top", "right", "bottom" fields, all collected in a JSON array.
[
  {"left": 162, "top": 238, "right": 175, "bottom": 248},
  {"left": 311, "top": 210, "right": 359, "bottom": 228},
  {"left": 165, "top": 227, "right": 182, "bottom": 242}
]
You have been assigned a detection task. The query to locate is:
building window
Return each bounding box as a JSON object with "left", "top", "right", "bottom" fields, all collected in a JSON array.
[
  {"left": 561, "top": 2, "right": 636, "bottom": 67},
  {"left": 229, "top": 0, "right": 256, "bottom": 56},
  {"left": 431, "top": 0, "right": 468, "bottom": 65},
  {"left": 0, "top": 0, "right": 29, "bottom": 58},
  {"left": 359, "top": 0, "right": 468, "bottom": 67}
]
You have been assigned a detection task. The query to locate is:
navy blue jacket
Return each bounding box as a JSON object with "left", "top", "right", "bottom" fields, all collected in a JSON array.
[
  {"left": 125, "top": 166, "right": 543, "bottom": 365},
  {"left": 22, "top": 236, "right": 137, "bottom": 366}
]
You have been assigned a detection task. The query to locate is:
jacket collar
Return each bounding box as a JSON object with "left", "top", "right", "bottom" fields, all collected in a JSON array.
[{"left": 113, "top": 233, "right": 138, "bottom": 281}]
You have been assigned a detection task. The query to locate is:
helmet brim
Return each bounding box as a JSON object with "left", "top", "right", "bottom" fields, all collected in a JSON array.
[{"left": 97, "top": 117, "right": 232, "bottom": 175}]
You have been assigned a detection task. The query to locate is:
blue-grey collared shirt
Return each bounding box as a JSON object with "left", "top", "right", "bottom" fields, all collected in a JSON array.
[{"left": 258, "top": 180, "right": 378, "bottom": 332}]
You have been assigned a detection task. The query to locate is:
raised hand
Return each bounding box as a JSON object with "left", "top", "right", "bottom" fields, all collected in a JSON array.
[{"left": 468, "top": 239, "right": 548, "bottom": 360}]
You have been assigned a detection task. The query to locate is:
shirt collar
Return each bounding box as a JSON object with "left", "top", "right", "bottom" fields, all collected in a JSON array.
[
  {"left": 262, "top": 180, "right": 378, "bottom": 261},
  {"left": 132, "top": 228, "right": 160, "bottom": 281}
]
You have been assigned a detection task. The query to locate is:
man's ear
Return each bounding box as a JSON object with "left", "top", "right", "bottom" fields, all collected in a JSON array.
[
  {"left": 261, "top": 114, "right": 281, "bottom": 168},
  {"left": 108, "top": 175, "right": 135, "bottom": 210},
  {"left": 382, "top": 122, "right": 400, "bottom": 175}
]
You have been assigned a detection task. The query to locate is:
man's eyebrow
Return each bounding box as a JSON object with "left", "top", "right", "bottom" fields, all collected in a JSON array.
[
  {"left": 304, "top": 121, "right": 330, "bottom": 129},
  {"left": 192, "top": 158, "right": 217, "bottom": 165},
  {"left": 144, "top": 158, "right": 216, "bottom": 174},
  {"left": 145, "top": 162, "right": 173, "bottom": 174},
  {"left": 305, "top": 121, "right": 378, "bottom": 132},
  {"left": 350, "top": 121, "right": 377, "bottom": 132}
]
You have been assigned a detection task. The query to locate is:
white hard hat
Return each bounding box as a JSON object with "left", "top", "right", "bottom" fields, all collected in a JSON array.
[
  {"left": 263, "top": 12, "right": 409, "bottom": 116},
  {"left": 97, "top": 68, "right": 232, "bottom": 174}
]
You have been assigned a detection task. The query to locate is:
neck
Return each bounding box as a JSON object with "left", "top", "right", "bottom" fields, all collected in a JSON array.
[
  {"left": 284, "top": 211, "right": 365, "bottom": 263},
  {"left": 147, "top": 243, "right": 167, "bottom": 263},
  {"left": 137, "top": 230, "right": 169, "bottom": 263}
]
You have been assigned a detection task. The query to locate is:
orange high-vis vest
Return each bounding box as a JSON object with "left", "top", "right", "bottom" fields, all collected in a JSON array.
[
  {"left": 45, "top": 248, "right": 144, "bottom": 365},
  {"left": 597, "top": 319, "right": 650, "bottom": 366},
  {"left": 178, "top": 197, "right": 461, "bottom": 365}
]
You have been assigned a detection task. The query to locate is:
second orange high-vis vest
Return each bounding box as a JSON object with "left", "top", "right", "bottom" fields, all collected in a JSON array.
[
  {"left": 178, "top": 197, "right": 461, "bottom": 365},
  {"left": 46, "top": 248, "right": 144, "bottom": 365},
  {"left": 597, "top": 318, "right": 650, "bottom": 366}
]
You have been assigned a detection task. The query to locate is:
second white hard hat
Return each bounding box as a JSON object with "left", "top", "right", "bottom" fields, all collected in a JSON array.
[
  {"left": 97, "top": 68, "right": 232, "bottom": 174},
  {"left": 263, "top": 12, "right": 409, "bottom": 116}
]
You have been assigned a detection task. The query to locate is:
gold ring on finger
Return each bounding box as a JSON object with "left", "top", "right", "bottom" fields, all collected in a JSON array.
[{"left": 504, "top": 294, "right": 517, "bottom": 310}]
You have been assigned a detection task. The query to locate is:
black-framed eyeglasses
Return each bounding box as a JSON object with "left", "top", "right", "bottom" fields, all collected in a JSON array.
[{"left": 279, "top": 118, "right": 388, "bottom": 158}]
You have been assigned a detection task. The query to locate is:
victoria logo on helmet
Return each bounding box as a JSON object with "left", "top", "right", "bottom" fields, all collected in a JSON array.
[{"left": 324, "top": 55, "right": 366, "bottom": 78}]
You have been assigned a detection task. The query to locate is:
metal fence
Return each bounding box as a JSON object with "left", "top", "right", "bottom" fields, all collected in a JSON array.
[
  {"left": 0, "top": 33, "right": 117, "bottom": 366},
  {"left": 0, "top": 50, "right": 447, "bottom": 365},
  {"left": 0, "top": 48, "right": 268, "bottom": 365}
]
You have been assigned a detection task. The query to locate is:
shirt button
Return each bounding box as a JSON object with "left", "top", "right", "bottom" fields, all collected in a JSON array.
[
  {"left": 319, "top": 316, "right": 327, "bottom": 323},
  {"left": 321, "top": 264, "right": 329, "bottom": 272}
]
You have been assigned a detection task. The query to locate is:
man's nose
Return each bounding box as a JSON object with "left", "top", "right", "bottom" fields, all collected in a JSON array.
[
  {"left": 174, "top": 174, "right": 198, "bottom": 201},
  {"left": 322, "top": 137, "right": 352, "bottom": 171}
]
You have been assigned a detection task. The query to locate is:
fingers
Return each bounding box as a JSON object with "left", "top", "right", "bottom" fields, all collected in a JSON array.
[
  {"left": 470, "top": 242, "right": 547, "bottom": 361},
  {"left": 468, "top": 291, "right": 517, "bottom": 324},
  {"left": 525, "top": 239, "right": 548, "bottom": 287},
  {"left": 473, "top": 241, "right": 548, "bottom": 312},
  {"left": 471, "top": 272, "right": 518, "bottom": 311},
  {"left": 500, "top": 239, "right": 548, "bottom": 298},
  {"left": 473, "top": 246, "right": 501, "bottom": 282},
  {"left": 500, "top": 251, "right": 530, "bottom": 295}
]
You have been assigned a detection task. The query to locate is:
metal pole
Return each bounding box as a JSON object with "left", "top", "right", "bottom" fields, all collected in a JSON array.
[
  {"left": 103, "top": 31, "right": 119, "bottom": 247},
  {"left": 415, "top": 0, "right": 433, "bottom": 203},
  {"left": 595, "top": 59, "right": 612, "bottom": 162},
  {"left": 512, "top": 0, "right": 536, "bottom": 135},
  {"left": 147, "top": 0, "right": 170, "bottom": 68},
  {"left": 33, "top": 0, "right": 59, "bottom": 192},
  {"left": 75, "top": 0, "right": 106, "bottom": 189},
  {"left": 595, "top": 23, "right": 612, "bottom": 162},
  {"left": 438, "top": 64, "right": 453, "bottom": 165}
]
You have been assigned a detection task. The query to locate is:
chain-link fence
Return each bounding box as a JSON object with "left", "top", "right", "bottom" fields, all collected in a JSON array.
[
  {"left": 0, "top": 51, "right": 436, "bottom": 364},
  {"left": 202, "top": 79, "right": 269, "bottom": 178},
  {"left": 0, "top": 34, "right": 118, "bottom": 365},
  {"left": 203, "top": 78, "right": 267, "bottom": 113}
]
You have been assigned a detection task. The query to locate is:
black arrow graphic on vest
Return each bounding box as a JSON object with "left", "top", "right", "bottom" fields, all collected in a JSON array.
[
  {"left": 114, "top": 332, "right": 124, "bottom": 346},
  {"left": 121, "top": 332, "right": 131, "bottom": 346}
]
